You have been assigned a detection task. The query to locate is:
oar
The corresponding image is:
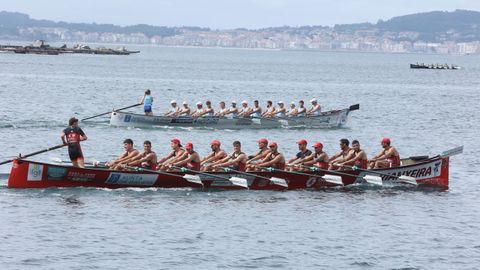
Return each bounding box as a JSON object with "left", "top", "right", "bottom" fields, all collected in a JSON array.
[
  {"left": 81, "top": 103, "right": 143, "bottom": 121},
  {"left": 295, "top": 164, "right": 383, "bottom": 186},
  {"left": 172, "top": 166, "right": 249, "bottom": 189},
  {"left": 220, "top": 167, "right": 288, "bottom": 188},
  {"left": 257, "top": 166, "right": 345, "bottom": 186},
  {"left": 0, "top": 143, "right": 67, "bottom": 166},
  {"left": 123, "top": 165, "right": 204, "bottom": 186},
  {"left": 340, "top": 164, "right": 417, "bottom": 186},
  {"left": 49, "top": 157, "right": 108, "bottom": 168}
]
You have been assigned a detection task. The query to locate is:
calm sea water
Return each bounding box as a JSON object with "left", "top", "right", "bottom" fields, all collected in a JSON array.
[{"left": 1, "top": 44, "right": 480, "bottom": 269}]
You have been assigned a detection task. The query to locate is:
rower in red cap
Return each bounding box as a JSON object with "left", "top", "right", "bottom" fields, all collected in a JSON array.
[
  {"left": 246, "top": 138, "right": 271, "bottom": 170},
  {"left": 368, "top": 137, "right": 401, "bottom": 169},
  {"left": 200, "top": 140, "right": 228, "bottom": 171},
  {"left": 212, "top": 141, "right": 247, "bottom": 171},
  {"left": 337, "top": 140, "right": 368, "bottom": 169},
  {"left": 170, "top": 142, "right": 201, "bottom": 171},
  {"left": 157, "top": 138, "right": 186, "bottom": 170},
  {"left": 294, "top": 141, "right": 329, "bottom": 171},
  {"left": 287, "top": 139, "right": 312, "bottom": 171},
  {"left": 250, "top": 142, "right": 285, "bottom": 171}
]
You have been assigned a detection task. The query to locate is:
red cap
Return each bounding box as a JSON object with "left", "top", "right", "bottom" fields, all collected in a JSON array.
[
  {"left": 210, "top": 140, "right": 221, "bottom": 146},
  {"left": 171, "top": 138, "right": 181, "bottom": 145},
  {"left": 313, "top": 142, "right": 323, "bottom": 148},
  {"left": 269, "top": 142, "right": 278, "bottom": 148},
  {"left": 381, "top": 137, "right": 391, "bottom": 144},
  {"left": 297, "top": 139, "right": 307, "bottom": 145},
  {"left": 185, "top": 142, "right": 194, "bottom": 149},
  {"left": 257, "top": 138, "right": 268, "bottom": 144}
]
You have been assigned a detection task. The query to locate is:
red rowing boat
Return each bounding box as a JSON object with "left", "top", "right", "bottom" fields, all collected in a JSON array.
[{"left": 7, "top": 147, "right": 462, "bottom": 190}]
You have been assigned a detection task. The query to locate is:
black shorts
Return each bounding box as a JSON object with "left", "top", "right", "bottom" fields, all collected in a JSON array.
[{"left": 68, "top": 145, "right": 84, "bottom": 162}]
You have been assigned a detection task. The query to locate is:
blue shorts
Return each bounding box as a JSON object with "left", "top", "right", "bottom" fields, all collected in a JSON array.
[{"left": 144, "top": 105, "right": 152, "bottom": 113}]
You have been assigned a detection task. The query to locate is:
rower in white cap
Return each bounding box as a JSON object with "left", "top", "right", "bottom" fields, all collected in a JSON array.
[
  {"left": 226, "top": 101, "right": 239, "bottom": 118},
  {"left": 287, "top": 102, "right": 298, "bottom": 117},
  {"left": 307, "top": 98, "right": 321, "bottom": 116},
  {"left": 238, "top": 100, "right": 253, "bottom": 117},
  {"left": 179, "top": 101, "right": 191, "bottom": 116},
  {"left": 276, "top": 101, "right": 287, "bottom": 117},
  {"left": 191, "top": 101, "right": 205, "bottom": 117},
  {"left": 196, "top": 100, "right": 215, "bottom": 117},
  {"left": 165, "top": 100, "right": 180, "bottom": 117}
]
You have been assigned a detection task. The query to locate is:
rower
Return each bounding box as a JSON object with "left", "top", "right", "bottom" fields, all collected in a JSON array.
[
  {"left": 368, "top": 138, "right": 401, "bottom": 169},
  {"left": 297, "top": 100, "right": 306, "bottom": 117},
  {"left": 292, "top": 142, "right": 328, "bottom": 171},
  {"left": 287, "top": 139, "right": 312, "bottom": 170},
  {"left": 107, "top": 138, "right": 140, "bottom": 170},
  {"left": 215, "top": 101, "right": 228, "bottom": 117},
  {"left": 227, "top": 101, "right": 239, "bottom": 118},
  {"left": 165, "top": 100, "right": 180, "bottom": 117},
  {"left": 238, "top": 100, "right": 252, "bottom": 117},
  {"left": 122, "top": 140, "right": 158, "bottom": 170},
  {"left": 276, "top": 101, "right": 287, "bottom": 117},
  {"left": 287, "top": 102, "right": 298, "bottom": 117},
  {"left": 246, "top": 138, "right": 271, "bottom": 170},
  {"left": 262, "top": 100, "right": 276, "bottom": 118},
  {"left": 337, "top": 140, "right": 368, "bottom": 169},
  {"left": 140, "top": 89, "right": 153, "bottom": 116},
  {"left": 60, "top": 117, "right": 87, "bottom": 168},
  {"left": 250, "top": 100, "right": 262, "bottom": 118},
  {"left": 212, "top": 141, "right": 247, "bottom": 172},
  {"left": 328, "top": 138, "right": 354, "bottom": 170},
  {"left": 307, "top": 98, "right": 321, "bottom": 116},
  {"left": 251, "top": 142, "right": 285, "bottom": 171},
  {"left": 196, "top": 100, "right": 214, "bottom": 117},
  {"left": 157, "top": 138, "right": 186, "bottom": 170},
  {"left": 191, "top": 102, "right": 205, "bottom": 117},
  {"left": 169, "top": 142, "right": 201, "bottom": 171},
  {"left": 179, "top": 101, "right": 191, "bottom": 116},
  {"left": 200, "top": 140, "right": 228, "bottom": 171}
]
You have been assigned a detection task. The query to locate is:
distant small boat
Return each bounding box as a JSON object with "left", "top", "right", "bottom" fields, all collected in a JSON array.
[{"left": 410, "top": 63, "right": 460, "bottom": 70}]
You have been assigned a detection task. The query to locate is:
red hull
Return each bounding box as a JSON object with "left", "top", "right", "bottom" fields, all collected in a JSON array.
[{"left": 7, "top": 156, "right": 450, "bottom": 190}]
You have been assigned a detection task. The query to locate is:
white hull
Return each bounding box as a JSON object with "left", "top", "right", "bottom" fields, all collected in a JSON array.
[{"left": 109, "top": 104, "right": 359, "bottom": 129}]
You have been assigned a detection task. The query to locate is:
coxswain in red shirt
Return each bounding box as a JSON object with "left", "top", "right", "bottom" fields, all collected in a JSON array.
[
  {"left": 368, "top": 138, "right": 401, "bottom": 169},
  {"left": 295, "top": 142, "right": 329, "bottom": 171},
  {"left": 170, "top": 142, "right": 201, "bottom": 171},
  {"left": 123, "top": 140, "right": 158, "bottom": 170},
  {"left": 60, "top": 117, "right": 87, "bottom": 168},
  {"left": 212, "top": 141, "right": 247, "bottom": 171},
  {"left": 337, "top": 140, "right": 368, "bottom": 169},
  {"left": 250, "top": 142, "right": 286, "bottom": 171}
]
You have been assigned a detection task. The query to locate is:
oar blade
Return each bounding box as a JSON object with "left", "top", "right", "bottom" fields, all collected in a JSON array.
[
  {"left": 398, "top": 176, "right": 418, "bottom": 186},
  {"left": 363, "top": 175, "right": 383, "bottom": 186},
  {"left": 229, "top": 177, "right": 249, "bottom": 189},
  {"left": 323, "top": 174, "right": 344, "bottom": 186},
  {"left": 269, "top": 177, "right": 288, "bottom": 188},
  {"left": 49, "top": 157, "right": 63, "bottom": 163},
  {"left": 183, "top": 174, "right": 203, "bottom": 185}
]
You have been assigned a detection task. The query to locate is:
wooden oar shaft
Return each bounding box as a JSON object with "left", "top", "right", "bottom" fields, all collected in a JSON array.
[
  {"left": 124, "top": 165, "right": 184, "bottom": 178},
  {"left": 172, "top": 166, "right": 232, "bottom": 181},
  {"left": 0, "top": 144, "right": 66, "bottom": 166},
  {"left": 81, "top": 103, "right": 142, "bottom": 121},
  {"left": 220, "top": 167, "right": 271, "bottom": 181},
  {"left": 267, "top": 165, "right": 358, "bottom": 178}
]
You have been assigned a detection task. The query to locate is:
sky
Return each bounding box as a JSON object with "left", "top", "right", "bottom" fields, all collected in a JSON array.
[{"left": 2, "top": 0, "right": 480, "bottom": 29}]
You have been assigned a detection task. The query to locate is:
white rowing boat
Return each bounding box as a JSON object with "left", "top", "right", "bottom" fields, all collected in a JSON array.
[{"left": 109, "top": 104, "right": 359, "bottom": 129}]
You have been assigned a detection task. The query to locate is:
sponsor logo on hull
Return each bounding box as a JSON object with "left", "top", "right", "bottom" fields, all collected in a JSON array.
[
  {"left": 27, "top": 163, "right": 44, "bottom": 181},
  {"left": 67, "top": 171, "right": 97, "bottom": 182},
  {"left": 106, "top": 172, "right": 157, "bottom": 186},
  {"left": 359, "top": 160, "right": 442, "bottom": 182},
  {"left": 47, "top": 166, "right": 67, "bottom": 180}
]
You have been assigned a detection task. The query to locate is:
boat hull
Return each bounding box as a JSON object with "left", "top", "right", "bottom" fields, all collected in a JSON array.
[{"left": 7, "top": 156, "right": 450, "bottom": 190}]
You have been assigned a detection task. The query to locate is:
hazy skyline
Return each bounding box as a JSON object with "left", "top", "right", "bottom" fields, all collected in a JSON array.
[{"left": 3, "top": 0, "right": 480, "bottom": 29}]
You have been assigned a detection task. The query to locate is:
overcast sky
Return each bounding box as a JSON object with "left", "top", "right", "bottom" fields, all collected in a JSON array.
[{"left": 2, "top": 0, "right": 480, "bottom": 29}]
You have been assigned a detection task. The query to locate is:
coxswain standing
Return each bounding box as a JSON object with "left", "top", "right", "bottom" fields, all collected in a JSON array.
[
  {"left": 211, "top": 141, "right": 247, "bottom": 171},
  {"left": 122, "top": 140, "right": 158, "bottom": 170},
  {"left": 140, "top": 89, "right": 154, "bottom": 116},
  {"left": 179, "top": 102, "right": 191, "bottom": 116},
  {"left": 251, "top": 142, "right": 285, "bottom": 171},
  {"left": 157, "top": 138, "right": 186, "bottom": 170},
  {"left": 307, "top": 98, "right": 321, "bottom": 116},
  {"left": 107, "top": 139, "right": 140, "bottom": 170},
  {"left": 215, "top": 101, "right": 228, "bottom": 117},
  {"left": 292, "top": 142, "right": 328, "bottom": 171},
  {"left": 238, "top": 100, "right": 252, "bottom": 117},
  {"left": 287, "top": 102, "right": 298, "bottom": 117},
  {"left": 165, "top": 100, "right": 180, "bottom": 117},
  {"left": 250, "top": 100, "right": 262, "bottom": 118},
  {"left": 368, "top": 138, "right": 401, "bottom": 169},
  {"left": 169, "top": 142, "right": 201, "bottom": 171},
  {"left": 287, "top": 139, "right": 312, "bottom": 171},
  {"left": 200, "top": 140, "right": 228, "bottom": 171},
  {"left": 246, "top": 138, "right": 270, "bottom": 170},
  {"left": 328, "top": 138, "right": 354, "bottom": 170},
  {"left": 337, "top": 140, "right": 368, "bottom": 169},
  {"left": 60, "top": 117, "right": 87, "bottom": 168}
]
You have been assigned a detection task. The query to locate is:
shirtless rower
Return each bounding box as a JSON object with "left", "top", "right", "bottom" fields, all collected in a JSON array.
[
  {"left": 307, "top": 98, "right": 321, "bottom": 116},
  {"left": 197, "top": 100, "right": 214, "bottom": 117},
  {"left": 226, "top": 101, "right": 239, "bottom": 118},
  {"left": 262, "top": 100, "right": 276, "bottom": 118},
  {"left": 297, "top": 100, "right": 307, "bottom": 117},
  {"left": 215, "top": 101, "right": 228, "bottom": 117},
  {"left": 165, "top": 100, "right": 180, "bottom": 117},
  {"left": 287, "top": 102, "right": 298, "bottom": 117},
  {"left": 291, "top": 142, "right": 329, "bottom": 171},
  {"left": 122, "top": 140, "right": 158, "bottom": 170},
  {"left": 238, "top": 100, "right": 252, "bottom": 117},
  {"left": 211, "top": 141, "right": 247, "bottom": 172},
  {"left": 107, "top": 139, "right": 140, "bottom": 170},
  {"left": 200, "top": 140, "right": 228, "bottom": 171},
  {"left": 276, "top": 101, "right": 287, "bottom": 118},
  {"left": 179, "top": 102, "right": 191, "bottom": 116},
  {"left": 250, "top": 100, "right": 262, "bottom": 118},
  {"left": 169, "top": 142, "right": 201, "bottom": 171},
  {"left": 246, "top": 138, "right": 270, "bottom": 170},
  {"left": 368, "top": 138, "right": 401, "bottom": 169},
  {"left": 328, "top": 138, "right": 355, "bottom": 170},
  {"left": 157, "top": 138, "right": 186, "bottom": 170},
  {"left": 337, "top": 140, "right": 368, "bottom": 169},
  {"left": 250, "top": 142, "right": 286, "bottom": 171},
  {"left": 287, "top": 139, "right": 312, "bottom": 171}
]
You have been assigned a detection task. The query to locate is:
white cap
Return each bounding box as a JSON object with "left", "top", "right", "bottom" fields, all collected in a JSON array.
[
  {"left": 231, "top": 100, "right": 237, "bottom": 104},
  {"left": 182, "top": 101, "right": 188, "bottom": 105},
  {"left": 290, "top": 102, "right": 295, "bottom": 105},
  {"left": 170, "top": 100, "right": 177, "bottom": 104},
  {"left": 196, "top": 101, "right": 202, "bottom": 106},
  {"left": 310, "top": 98, "right": 317, "bottom": 103},
  {"left": 278, "top": 101, "right": 284, "bottom": 104},
  {"left": 241, "top": 100, "right": 248, "bottom": 104}
]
